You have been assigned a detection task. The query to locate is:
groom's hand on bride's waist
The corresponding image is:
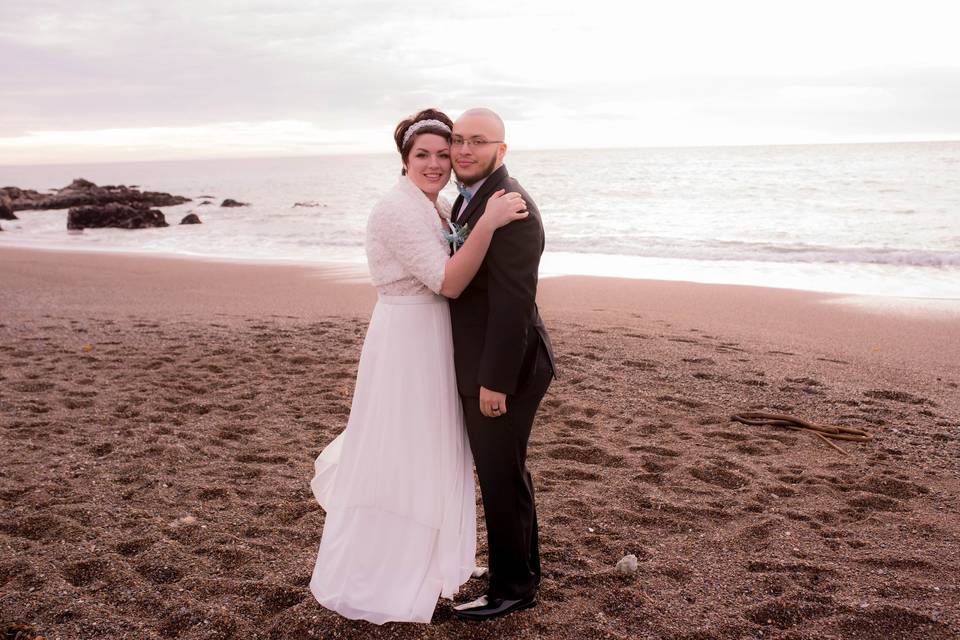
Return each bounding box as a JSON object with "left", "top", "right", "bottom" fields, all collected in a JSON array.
[{"left": 479, "top": 386, "right": 507, "bottom": 418}]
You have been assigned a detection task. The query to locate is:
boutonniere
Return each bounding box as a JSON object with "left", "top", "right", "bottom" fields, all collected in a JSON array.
[{"left": 442, "top": 220, "right": 471, "bottom": 251}]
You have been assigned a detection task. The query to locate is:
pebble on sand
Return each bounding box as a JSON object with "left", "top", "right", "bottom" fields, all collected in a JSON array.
[
  {"left": 171, "top": 515, "right": 198, "bottom": 527},
  {"left": 615, "top": 554, "right": 638, "bottom": 574}
]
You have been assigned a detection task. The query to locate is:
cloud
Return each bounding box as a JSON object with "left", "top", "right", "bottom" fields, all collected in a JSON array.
[{"left": 2, "top": 0, "right": 959, "bottom": 162}]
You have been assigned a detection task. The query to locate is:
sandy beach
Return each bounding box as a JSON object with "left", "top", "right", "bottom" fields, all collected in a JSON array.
[{"left": 2, "top": 247, "right": 958, "bottom": 639}]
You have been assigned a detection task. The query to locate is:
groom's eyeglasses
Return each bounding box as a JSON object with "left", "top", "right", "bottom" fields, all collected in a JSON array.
[{"left": 451, "top": 137, "right": 503, "bottom": 148}]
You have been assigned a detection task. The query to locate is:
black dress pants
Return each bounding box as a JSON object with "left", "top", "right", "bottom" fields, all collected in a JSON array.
[{"left": 461, "top": 341, "right": 553, "bottom": 600}]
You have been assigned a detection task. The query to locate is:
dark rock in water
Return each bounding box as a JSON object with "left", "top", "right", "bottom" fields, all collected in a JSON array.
[
  {"left": 180, "top": 213, "right": 202, "bottom": 225},
  {"left": 0, "top": 194, "right": 16, "bottom": 220},
  {"left": 1, "top": 186, "right": 45, "bottom": 209},
  {"left": 199, "top": 200, "right": 213, "bottom": 205},
  {"left": 67, "top": 178, "right": 97, "bottom": 190},
  {"left": 220, "top": 198, "right": 249, "bottom": 207},
  {"left": 197, "top": 194, "right": 214, "bottom": 198},
  {"left": 1, "top": 178, "right": 190, "bottom": 211},
  {"left": 68, "top": 203, "right": 169, "bottom": 230},
  {"left": 293, "top": 200, "right": 321, "bottom": 208}
]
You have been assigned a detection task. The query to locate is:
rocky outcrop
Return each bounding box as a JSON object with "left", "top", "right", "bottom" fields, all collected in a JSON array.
[
  {"left": 67, "top": 203, "right": 169, "bottom": 230},
  {"left": 1, "top": 179, "right": 190, "bottom": 212},
  {"left": 220, "top": 199, "right": 249, "bottom": 207},
  {"left": 180, "top": 213, "right": 202, "bottom": 225},
  {"left": 0, "top": 194, "right": 16, "bottom": 220}
]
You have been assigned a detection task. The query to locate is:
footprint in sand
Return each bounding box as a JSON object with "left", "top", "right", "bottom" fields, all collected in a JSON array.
[
  {"left": 256, "top": 584, "right": 306, "bottom": 615},
  {"left": 735, "top": 443, "right": 771, "bottom": 456},
  {"left": 90, "top": 443, "right": 113, "bottom": 457},
  {"left": 857, "top": 557, "right": 935, "bottom": 571},
  {"left": 846, "top": 493, "right": 903, "bottom": 512},
  {"left": 689, "top": 462, "right": 750, "bottom": 490},
  {"left": 859, "top": 475, "right": 929, "bottom": 499},
  {"left": 542, "top": 467, "right": 602, "bottom": 482},
  {"left": 629, "top": 444, "right": 681, "bottom": 457},
  {"left": 834, "top": 606, "right": 954, "bottom": 639},
  {"left": 548, "top": 436, "right": 594, "bottom": 448},
  {"left": 639, "top": 457, "right": 677, "bottom": 474},
  {"left": 703, "top": 430, "right": 750, "bottom": 442},
  {"left": 62, "top": 560, "right": 110, "bottom": 587},
  {"left": 116, "top": 538, "right": 155, "bottom": 557},
  {"left": 656, "top": 394, "right": 707, "bottom": 409},
  {"left": 744, "top": 598, "right": 835, "bottom": 631},
  {"left": 547, "top": 444, "right": 626, "bottom": 467},
  {"left": 235, "top": 452, "right": 288, "bottom": 464},
  {"left": 0, "top": 514, "right": 80, "bottom": 542},
  {"left": 136, "top": 559, "right": 183, "bottom": 585},
  {"left": 864, "top": 389, "right": 936, "bottom": 406},
  {"left": 563, "top": 417, "right": 596, "bottom": 430},
  {"left": 247, "top": 501, "right": 313, "bottom": 526},
  {"left": 197, "top": 487, "right": 230, "bottom": 501},
  {"left": 622, "top": 359, "right": 657, "bottom": 370},
  {"left": 11, "top": 380, "right": 55, "bottom": 393}
]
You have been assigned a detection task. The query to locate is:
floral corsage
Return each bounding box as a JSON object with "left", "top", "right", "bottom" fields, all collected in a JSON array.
[{"left": 442, "top": 220, "right": 471, "bottom": 252}]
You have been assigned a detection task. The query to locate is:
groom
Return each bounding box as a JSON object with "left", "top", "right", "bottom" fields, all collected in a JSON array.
[{"left": 448, "top": 108, "right": 556, "bottom": 621}]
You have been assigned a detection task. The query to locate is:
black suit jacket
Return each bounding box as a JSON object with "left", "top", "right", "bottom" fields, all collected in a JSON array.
[{"left": 448, "top": 165, "right": 556, "bottom": 397}]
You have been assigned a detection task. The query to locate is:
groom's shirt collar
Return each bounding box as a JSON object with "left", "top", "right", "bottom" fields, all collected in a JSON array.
[{"left": 455, "top": 175, "right": 489, "bottom": 218}]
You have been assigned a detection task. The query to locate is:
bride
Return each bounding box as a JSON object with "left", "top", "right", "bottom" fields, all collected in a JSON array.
[{"left": 308, "top": 108, "right": 527, "bottom": 624}]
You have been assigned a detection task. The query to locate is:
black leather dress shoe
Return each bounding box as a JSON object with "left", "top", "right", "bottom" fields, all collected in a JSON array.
[{"left": 452, "top": 593, "right": 536, "bottom": 621}]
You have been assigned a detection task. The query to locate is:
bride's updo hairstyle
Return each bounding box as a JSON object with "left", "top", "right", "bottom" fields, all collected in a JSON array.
[{"left": 393, "top": 108, "right": 454, "bottom": 175}]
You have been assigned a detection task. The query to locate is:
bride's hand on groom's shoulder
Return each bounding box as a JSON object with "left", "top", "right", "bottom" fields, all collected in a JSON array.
[{"left": 480, "top": 189, "right": 528, "bottom": 231}]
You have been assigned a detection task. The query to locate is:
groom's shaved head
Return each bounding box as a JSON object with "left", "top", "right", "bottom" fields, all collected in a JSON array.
[
  {"left": 458, "top": 108, "right": 505, "bottom": 139},
  {"left": 452, "top": 107, "right": 508, "bottom": 185}
]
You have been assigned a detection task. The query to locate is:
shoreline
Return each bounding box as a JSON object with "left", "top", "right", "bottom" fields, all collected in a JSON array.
[{"left": 4, "top": 243, "right": 960, "bottom": 306}]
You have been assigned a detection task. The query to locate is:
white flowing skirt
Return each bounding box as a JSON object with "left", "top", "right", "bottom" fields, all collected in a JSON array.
[{"left": 309, "top": 293, "right": 476, "bottom": 624}]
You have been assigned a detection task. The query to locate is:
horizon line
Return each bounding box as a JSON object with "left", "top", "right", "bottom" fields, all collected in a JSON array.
[{"left": 2, "top": 138, "right": 959, "bottom": 169}]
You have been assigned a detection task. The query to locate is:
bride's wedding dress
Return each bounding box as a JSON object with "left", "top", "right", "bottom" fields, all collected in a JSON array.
[{"left": 308, "top": 176, "right": 476, "bottom": 624}]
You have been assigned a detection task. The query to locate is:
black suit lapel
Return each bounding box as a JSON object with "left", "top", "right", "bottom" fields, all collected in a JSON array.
[
  {"left": 456, "top": 165, "right": 509, "bottom": 227},
  {"left": 451, "top": 194, "right": 464, "bottom": 224}
]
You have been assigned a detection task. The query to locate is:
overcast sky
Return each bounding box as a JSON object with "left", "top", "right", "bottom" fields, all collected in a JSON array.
[{"left": 2, "top": 0, "right": 959, "bottom": 165}]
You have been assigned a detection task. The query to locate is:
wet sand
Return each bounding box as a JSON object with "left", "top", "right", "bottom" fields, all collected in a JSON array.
[{"left": 2, "top": 247, "right": 958, "bottom": 639}]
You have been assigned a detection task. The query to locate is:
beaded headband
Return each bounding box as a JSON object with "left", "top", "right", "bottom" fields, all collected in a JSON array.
[{"left": 401, "top": 119, "right": 451, "bottom": 148}]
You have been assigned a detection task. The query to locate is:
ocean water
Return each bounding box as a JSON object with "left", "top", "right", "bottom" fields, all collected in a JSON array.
[{"left": 2, "top": 142, "right": 959, "bottom": 298}]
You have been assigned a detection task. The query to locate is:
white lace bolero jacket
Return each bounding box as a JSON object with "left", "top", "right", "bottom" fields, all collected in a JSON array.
[{"left": 365, "top": 175, "right": 453, "bottom": 296}]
